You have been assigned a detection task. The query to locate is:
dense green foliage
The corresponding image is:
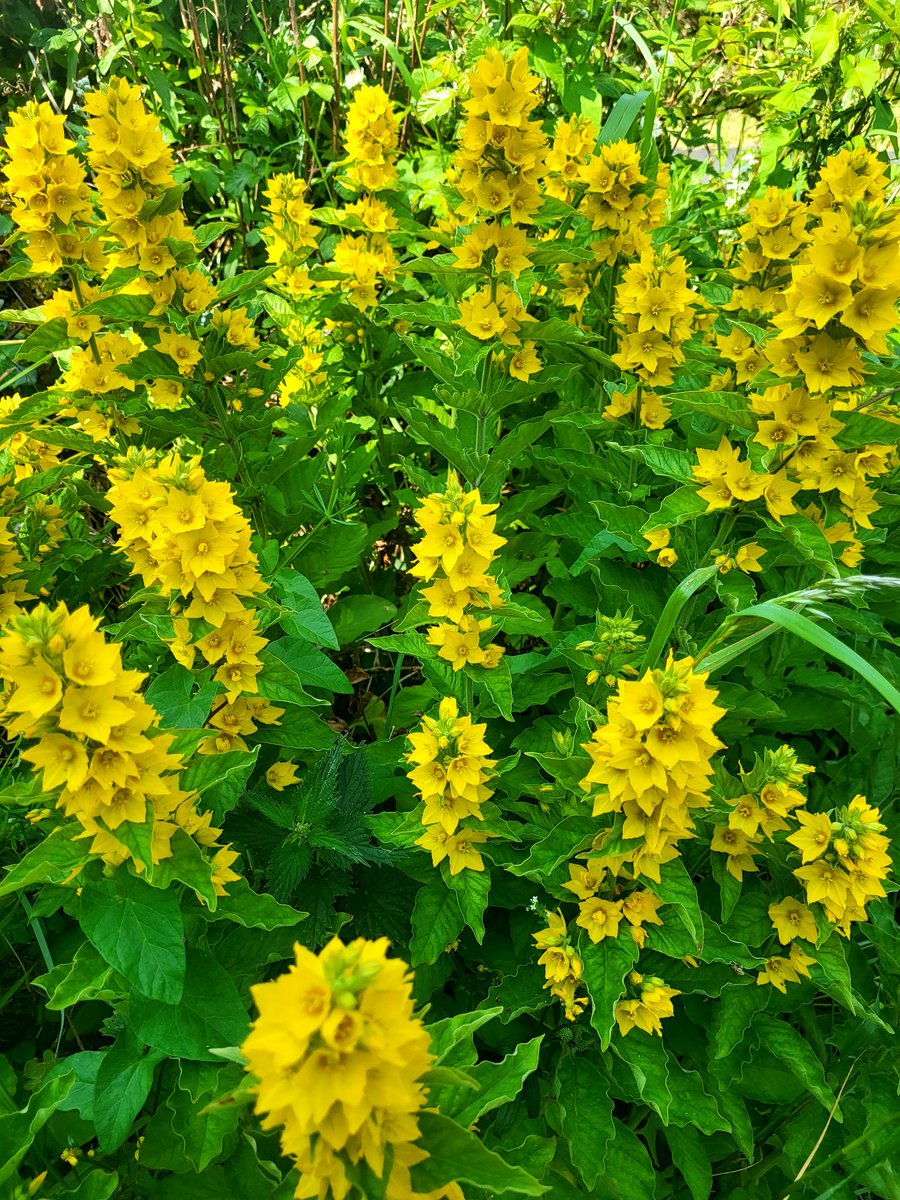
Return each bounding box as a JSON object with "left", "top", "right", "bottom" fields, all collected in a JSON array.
[{"left": 0, "top": 3, "right": 898, "bottom": 1200}]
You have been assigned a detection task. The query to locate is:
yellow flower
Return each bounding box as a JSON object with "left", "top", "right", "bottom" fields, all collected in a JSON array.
[
  {"left": 457, "top": 290, "right": 506, "bottom": 340},
  {"left": 267, "top": 760, "right": 300, "bottom": 791},
  {"left": 769, "top": 896, "right": 818, "bottom": 945},
  {"left": 617, "top": 677, "right": 664, "bottom": 732},
  {"left": 794, "top": 859, "right": 850, "bottom": 908},
  {"left": 757, "top": 954, "right": 802, "bottom": 993},
  {"left": 508, "top": 341, "right": 541, "bottom": 381},
  {"left": 642, "top": 528, "right": 670, "bottom": 553},
  {"left": 575, "top": 897, "right": 623, "bottom": 942},
  {"left": 242, "top": 937, "right": 454, "bottom": 1200},
  {"left": 786, "top": 810, "right": 833, "bottom": 862}
]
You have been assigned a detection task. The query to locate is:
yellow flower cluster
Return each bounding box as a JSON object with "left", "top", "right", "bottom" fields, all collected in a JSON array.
[
  {"left": 533, "top": 910, "right": 586, "bottom": 1021},
  {"left": 331, "top": 232, "right": 399, "bottom": 312},
  {"left": 278, "top": 323, "right": 329, "bottom": 408},
  {"left": 710, "top": 743, "right": 813, "bottom": 882},
  {"left": 0, "top": 602, "right": 239, "bottom": 891},
  {"left": 410, "top": 475, "right": 506, "bottom": 672},
  {"left": 84, "top": 76, "right": 196, "bottom": 296},
  {"left": 611, "top": 247, "right": 702, "bottom": 390},
  {"left": 455, "top": 284, "right": 541, "bottom": 379},
  {"left": 577, "top": 140, "right": 668, "bottom": 264},
  {"left": 448, "top": 49, "right": 548, "bottom": 380},
  {"left": 728, "top": 185, "right": 808, "bottom": 316},
  {"left": 343, "top": 84, "right": 400, "bottom": 193},
  {"left": 564, "top": 856, "right": 664, "bottom": 950},
  {"left": 788, "top": 793, "right": 891, "bottom": 935},
  {"left": 451, "top": 47, "right": 547, "bottom": 224},
  {"left": 545, "top": 116, "right": 597, "bottom": 202},
  {"left": 692, "top": 415, "right": 892, "bottom": 544},
  {"left": 242, "top": 936, "right": 461, "bottom": 1200},
  {"left": 326, "top": 86, "right": 401, "bottom": 311},
  {"left": 1, "top": 101, "right": 95, "bottom": 273},
  {"left": 107, "top": 449, "right": 268, "bottom": 704},
  {"left": 0, "top": 518, "right": 30, "bottom": 624},
  {"left": 773, "top": 149, "right": 900, "bottom": 387},
  {"left": 603, "top": 385, "right": 672, "bottom": 430},
  {"left": 259, "top": 176, "right": 331, "bottom": 402},
  {"left": 581, "top": 655, "right": 726, "bottom": 881},
  {"left": 615, "top": 972, "right": 681, "bottom": 1037},
  {"left": 262, "top": 173, "right": 319, "bottom": 297},
  {"left": 407, "top": 697, "right": 494, "bottom": 874},
  {"left": 713, "top": 148, "right": 900, "bottom": 559}
]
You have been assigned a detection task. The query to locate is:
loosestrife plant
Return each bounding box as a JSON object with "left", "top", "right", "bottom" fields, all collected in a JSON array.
[{"left": 0, "top": 38, "right": 897, "bottom": 1200}]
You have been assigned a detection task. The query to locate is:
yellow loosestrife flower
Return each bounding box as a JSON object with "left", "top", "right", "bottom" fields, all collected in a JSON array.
[{"left": 242, "top": 937, "right": 463, "bottom": 1200}]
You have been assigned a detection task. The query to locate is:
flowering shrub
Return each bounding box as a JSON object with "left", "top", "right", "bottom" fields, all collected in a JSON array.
[{"left": 0, "top": 34, "right": 898, "bottom": 1200}]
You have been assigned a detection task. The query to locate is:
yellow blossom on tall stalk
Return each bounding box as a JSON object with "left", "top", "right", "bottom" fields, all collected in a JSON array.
[
  {"left": 575, "top": 138, "right": 668, "bottom": 264},
  {"left": 709, "top": 146, "right": 900, "bottom": 561},
  {"left": 0, "top": 100, "right": 95, "bottom": 273},
  {"left": 85, "top": 76, "right": 197, "bottom": 309},
  {"left": 711, "top": 743, "right": 813, "bottom": 883},
  {"left": 448, "top": 47, "right": 548, "bottom": 380},
  {"left": 581, "top": 655, "right": 726, "bottom": 881},
  {"left": 241, "top": 936, "right": 463, "bottom": 1200},
  {"left": 611, "top": 246, "right": 704, "bottom": 406},
  {"left": 323, "top": 85, "right": 400, "bottom": 312},
  {"left": 615, "top": 971, "right": 681, "bottom": 1037},
  {"left": 533, "top": 910, "right": 587, "bottom": 1020},
  {"left": 107, "top": 448, "right": 269, "bottom": 717},
  {"left": 0, "top": 602, "right": 239, "bottom": 890},
  {"left": 411, "top": 472, "right": 506, "bottom": 671},
  {"left": 788, "top": 793, "right": 892, "bottom": 936},
  {"left": 407, "top": 696, "right": 495, "bottom": 874}
]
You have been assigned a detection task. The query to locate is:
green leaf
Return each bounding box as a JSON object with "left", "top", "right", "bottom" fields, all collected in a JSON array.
[
  {"left": 274, "top": 569, "right": 340, "bottom": 648},
  {"left": 181, "top": 747, "right": 259, "bottom": 821},
  {"left": 0, "top": 1070, "right": 75, "bottom": 1184},
  {"left": 652, "top": 858, "right": 704, "bottom": 949},
  {"left": 329, "top": 595, "right": 398, "bottom": 645},
  {"left": 34, "top": 942, "right": 122, "bottom": 1010},
  {"left": 145, "top": 664, "right": 219, "bottom": 728},
  {"left": 267, "top": 637, "right": 354, "bottom": 693},
  {"left": 410, "top": 1111, "right": 547, "bottom": 1196},
  {"left": 753, "top": 1015, "right": 837, "bottom": 1114},
  {"left": 668, "top": 389, "right": 755, "bottom": 430},
  {"left": 592, "top": 1118, "right": 657, "bottom": 1200},
  {"left": 640, "top": 566, "right": 719, "bottom": 673},
  {"left": 201, "top": 877, "right": 306, "bottom": 929},
  {"left": 410, "top": 884, "right": 464, "bottom": 967},
  {"left": 727, "top": 602, "right": 900, "bottom": 714},
  {"left": 0, "top": 827, "right": 86, "bottom": 896},
  {"left": 665, "top": 1061, "right": 730, "bottom": 1134},
  {"left": 612, "top": 443, "right": 695, "bottom": 483},
  {"left": 598, "top": 89, "right": 649, "bottom": 144},
  {"left": 79, "top": 872, "right": 185, "bottom": 1004},
  {"left": 612, "top": 1031, "right": 672, "bottom": 1121},
  {"left": 642, "top": 486, "right": 708, "bottom": 532},
  {"left": 666, "top": 1124, "right": 713, "bottom": 1200},
  {"left": 427, "top": 1007, "right": 502, "bottom": 1065},
  {"left": 445, "top": 867, "right": 491, "bottom": 943},
  {"left": 149, "top": 828, "right": 218, "bottom": 909},
  {"left": 94, "top": 1030, "right": 162, "bottom": 1152},
  {"left": 504, "top": 815, "right": 596, "bottom": 881},
  {"left": 711, "top": 983, "right": 767, "bottom": 1061},
  {"left": 581, "top": 934, "right": 641, "bottom": 1050},
  {"left": 15, "top": 317, "right": 71, "bottom": 363},
  {"left": 129, "top": 948, "right": 250, "bottom": 1061},
  {"left": 557, "top": 1055, "right": 614, "bottom": 1188},
  {"left": 447, "top": 1036, "right": 543, "bottom": 1127},
  {"left": 473, "top": 657, "right": 514, "bottom": 721}
]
